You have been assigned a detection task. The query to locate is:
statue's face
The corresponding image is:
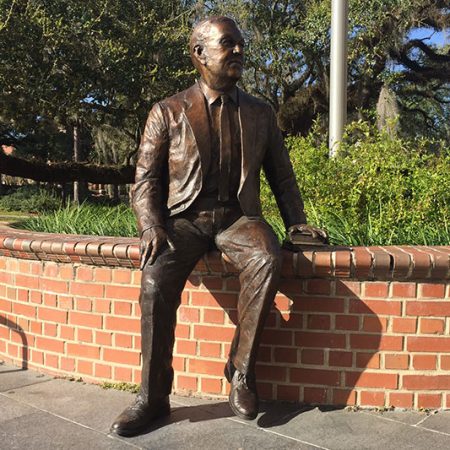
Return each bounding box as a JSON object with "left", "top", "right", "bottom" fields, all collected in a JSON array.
[{"left": 196, "top": 21, "right": 245, "bottom": 88}]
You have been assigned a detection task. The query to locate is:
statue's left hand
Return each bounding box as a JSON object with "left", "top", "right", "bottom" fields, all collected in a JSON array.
[{"left": 288, "top": 223, "right": 328, "bottom": 241}]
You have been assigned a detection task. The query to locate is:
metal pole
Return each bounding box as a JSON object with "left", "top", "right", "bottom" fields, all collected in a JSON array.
[{"left": 329, "top": 0, "right": 348, "bottom": 157}]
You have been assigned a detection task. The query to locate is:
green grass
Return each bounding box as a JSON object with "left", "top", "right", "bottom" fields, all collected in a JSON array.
[{"left": 15, "top": 203, "right": 138, "bottom": 237}]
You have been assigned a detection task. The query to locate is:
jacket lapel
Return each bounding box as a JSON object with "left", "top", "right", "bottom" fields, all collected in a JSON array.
[
  {"left": 238, "top": 89, "right": 257, "bottom": 193},
  {"left": 183, "top": 83, "right": 211, "bottom": 176}
]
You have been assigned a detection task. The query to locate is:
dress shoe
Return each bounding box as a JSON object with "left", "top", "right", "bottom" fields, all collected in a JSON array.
[
  {"left": 110, "top": 395, "right": 170, "bottom": 437},
  {"left": 229, "top": 369, "right": 258, "bottom": 420}
]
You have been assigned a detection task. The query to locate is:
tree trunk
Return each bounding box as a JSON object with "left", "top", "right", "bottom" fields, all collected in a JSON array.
[{"left": 73, "top": 123, "right": 81, "bottom": 205}]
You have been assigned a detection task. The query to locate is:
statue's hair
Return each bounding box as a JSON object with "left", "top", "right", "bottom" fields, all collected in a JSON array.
[{"left": 189, "top": 16, "right": 238, "bottom": 70}]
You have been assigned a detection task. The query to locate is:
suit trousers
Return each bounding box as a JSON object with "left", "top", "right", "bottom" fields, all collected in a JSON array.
[{"left": 138, "top": 205, "right": 282, "bottom": 402}]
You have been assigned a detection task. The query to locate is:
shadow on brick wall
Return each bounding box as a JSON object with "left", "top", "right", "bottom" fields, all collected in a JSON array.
[{"left": 0, "top": 315, "right": 28, "bottom": 370}]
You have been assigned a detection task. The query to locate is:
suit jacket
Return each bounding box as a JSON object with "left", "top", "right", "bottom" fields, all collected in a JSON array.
[{"left": 132, "top": 82, "right": 306, "bottom": 236}]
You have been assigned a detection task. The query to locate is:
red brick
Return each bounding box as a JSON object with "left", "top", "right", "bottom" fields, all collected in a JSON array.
[
  {"left": 406, "top": 301, "right": 450, "bottom": 317},
  {"left": 17, "top": 289, "right": 28, "bottom": 302},
  {"left": 385, "top": 354, "right": 409, "bottom": 369},
  {"left": 31, "top": 349, "right": 44, "bottom": 365},
  {"left": 177, "top": 306, "right": 200, "bottom": 323},
  {"left": 173, "top": 356, "right": 186, "bottom": 371},
  {"left": 30, "top": 291, "right": 42, "bottom": 304},
  {"left": 43, "top": 323, "right": 57, "bottom": 337},
  {"left": 333, "top": 389, "right": 356, "bottom": 406},
  {"left": 113, "top": 301, "right": 132, "bottom": 316},
  {"left": 35, "top": 336, "right": 64, "bottom": 353},
  {"left": 115, "top": 366, "right": 133, "bottom": 382},
  {"left": 392, "top": 318, "right": 417, "bottom": 333},
  {"left": 256, "top": 365, "right": 287, "bottom": 382},
  {"left": 46, "top": 353, "right": 59, "bottom": 368},
  {"left": 363, "top": 316, "right": 387, "bottom": 332},
  {"left": 69, "top": 312, "right": 102, "bottom": 329},
  {"left": 93, "top": 299, "right": 111, "bottom": 313},
  {"left": 94, "top": 268, "right": 112, "bottom": 283},
  {"left": 12, "top": 303, "right": 36, "bottom": 318},
  {"left": 77, "top": 359, "right": 93, "bottom": 375},
  {"left": 304, "top": 280, "right": 332, "bottom": 295},
  {"left": 296, "top": 332, "right": 346, "bottom": 349},
  {"left": 66, "top": 343, "right": 100, "bottom": 359},
  {"left": 38, "top": 307, "right": 67, "bottom": 324},
  {"left": 76, "top": 328, "right": 92, "bottom": 343},
  {"left": 307, "top": 314, "right": 331, "bottom": 330},
  {"left": 95, "top": 363, "right": 112, "bottom": 379},
  {"left": 175, "top": 324, "right": 190, "bottom": 339},
  {"left": 304, "top": 387, "right": 328, "bottom": 404},
  {"left": 60, "top": 357, "right": 76, "bottom": 372},
  {"left": 201, "top": 378, "right": 222, "bottom": 394},
  {"left": 0, "top": 299, "right": 12, "bottom": 313},
  {"left": 189, "top": 359, "right": 224, "bottom": 377},
  {"left": 364, "top": 282, "right": 389, "bottom": 298},
  {"left": 16, "top": 274, "right": 39, "bottom": 289},
  {"left": 95, "top": 331, "right": 112, "bottom": 346},
  {"left": 277, "top": 385, "right": 300, "bottom": 402},
  {"left": 260, "top": 329, "right": 293, "bottom": 346},
  {"left": 58, "top": 296, "right": 73, "bottom": 310},
  {"left": 193, "top": 325, "right": 234, "bottom": 341},
  {"left": 77, "top": 266, "right": 93, "bottom": 281},
  {"left": 336, "top": 281, "right": 361, "bottom": 298},
  {"left": 404, "top": 375, "right": 450, "bottom": 390},
  {"left": 346, "top": 372, "right": 398, "bottom": 389},
  {"left": 295, "top": 297, "right": 344, "bottom": 313},
  {"left": 104, "top": 316, "right": 139, "bottom": 333},
  {"left": 43, "top": 293, "right": 57, "bottom": 307},
  {"left": 301, "top": 349, "right": 324, "bottom": 365},
  {"left": 335, "top": 315, "right": 359, "bottom": 331},
  {"left": 329, "top": 351, "right": 353, "bottom": 367},
  {"left": 420, "top": 283, "right": 446, "bottom": 298},
  {"left": 201, "top": 276, "right": 223, "bottom": 290},
  {"left": 418, "top": 393, "right": 442, "bottom": 409},
  {"left": 104, "top": 348, "right": 140, "bottom": 365},
  {"left": 59, "top": 265, "right": 74, "bottom": 280},
  {"left": 420, "top": 318, "right": 445, "bottom": 334},
  {"left": 71, "top": 282, "right": 104, "bottom": 298},
  {"left": 360, "top": 391, "right": 385, "bottom": 407},
  {"left": 112, "top": 269, "right": 132, "bottom": 284},
  {"left": 389, "top": 393, "right": 413, "bottom": 408},
  {"left": 60, "top": 325, "right": 74, "bottom": 340},
  {"left": 177, "top": 375, "right": 198, "bottom": 391},
  {"left": 391, "top": 282, "right": 416, "bottom": 298},
  {"left": 273, "top": 347, "right": 297, "bottom": 364},
  {"left": 349, "top": 299, "right": 401, "bottom": 315},
  {"left": 407, "top": 337, "right": 450, "bottom": 353},
  {"left": 75, "top": 298, "right": 92, "bottom": 312},
  {"left": 290, "top": 368, "right": 339, "bottom": 386},
  {"left": 356, "top": 353, "right": 380, "bottom": 369},
  {"left": 350, "top": 335, "right": 402, "bottom": 351},
  {"left": 176, "top": 339, "right": 197, "bottom": 355},
  {"left": 257, "top": 345, "right": 271, "bottom": 362},
  {"left": 191, "top": 292, "right": 236, "bottom": 308},
  {"left": 40, "top": 279, "right": 68, "bottom": 294},
  {"left": 199, "top": 342, "right": 221, "bottom": 358},
  {"left": 30, "top": 320, "right": 42, "bottom": 335},
  {"left": 203, "top": 309, "right": 225, "bottom": 324},
  {"left": 274, "top": 294, "right": 292, "bottom": 311},
  {"left": 413, "top": 355, "right": 436, "bottom": 370},
  {"left": 115, "top": 333, "right": 133, "bottom": 348}
]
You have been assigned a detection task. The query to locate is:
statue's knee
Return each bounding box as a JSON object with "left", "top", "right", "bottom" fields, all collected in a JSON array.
[{"left": 260, "top": 248, "right": 282, "bottom": 274}]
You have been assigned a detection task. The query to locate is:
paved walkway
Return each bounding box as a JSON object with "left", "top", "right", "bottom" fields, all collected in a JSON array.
[{"left": 1, "top": 362, "right": 450, "bottom": 449}]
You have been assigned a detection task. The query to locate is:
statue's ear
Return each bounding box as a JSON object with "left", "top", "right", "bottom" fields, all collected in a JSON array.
[{"left": 193, "top": 44, "right": 207, "bottom": 65}]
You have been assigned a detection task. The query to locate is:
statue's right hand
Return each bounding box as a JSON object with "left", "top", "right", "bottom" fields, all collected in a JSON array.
[{"left": 139, "top": 226, "right": 174, "bottom": 270}]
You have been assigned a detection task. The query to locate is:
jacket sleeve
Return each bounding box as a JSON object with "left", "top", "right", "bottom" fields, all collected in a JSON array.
[
  {"left": 262, "top": 106, "right": 307, "bottom": 229},
  {"left": 131, "top": 102, "right": 169, "bottom": 237}
]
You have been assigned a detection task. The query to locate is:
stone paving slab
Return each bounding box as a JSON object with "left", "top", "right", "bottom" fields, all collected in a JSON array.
[{"left": 1, "top": 363, "right": 450, "bottom": 450}]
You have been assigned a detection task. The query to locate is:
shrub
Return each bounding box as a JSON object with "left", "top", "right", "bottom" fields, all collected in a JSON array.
[
  {"left": 0, "top": 185, "right": 62, "bottom": 213},
  {"left": 261, "top": 121, "right": 450, "bottom": 245}
]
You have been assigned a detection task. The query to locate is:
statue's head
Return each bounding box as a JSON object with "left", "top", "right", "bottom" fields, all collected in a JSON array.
[{"left": 190, "top": 16, "right": 245, "bottom": 91}]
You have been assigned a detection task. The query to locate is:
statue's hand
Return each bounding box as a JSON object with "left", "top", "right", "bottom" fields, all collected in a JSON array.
[
  {"left": 139, "top": 226, "right": 174, "bottom": 269},
  {"left": 288, "top": 223, "right": 328, "bottom": 241}
]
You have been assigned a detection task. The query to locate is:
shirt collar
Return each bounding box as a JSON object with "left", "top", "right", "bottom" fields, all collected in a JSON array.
[{"left": 198, "top": 79, "right": 238, "bottom": 106}]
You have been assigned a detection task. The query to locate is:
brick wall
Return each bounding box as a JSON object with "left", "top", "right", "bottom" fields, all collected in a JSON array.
[{"left": 1, "top": 228, "right": 449, "bottom": 409}]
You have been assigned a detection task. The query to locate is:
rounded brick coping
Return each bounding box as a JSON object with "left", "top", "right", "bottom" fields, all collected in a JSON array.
[{"left": 0, "top": 226, "right": 449, "bottom": 280}]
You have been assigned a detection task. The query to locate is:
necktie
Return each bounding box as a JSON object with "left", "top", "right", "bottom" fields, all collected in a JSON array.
[{"left": 219, "top": 94, "right": 231, "bottom": 202}]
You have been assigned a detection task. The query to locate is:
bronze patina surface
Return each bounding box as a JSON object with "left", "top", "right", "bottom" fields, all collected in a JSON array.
[{"left": 111, "top": 16, "right": 326, "bottom": 437}]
